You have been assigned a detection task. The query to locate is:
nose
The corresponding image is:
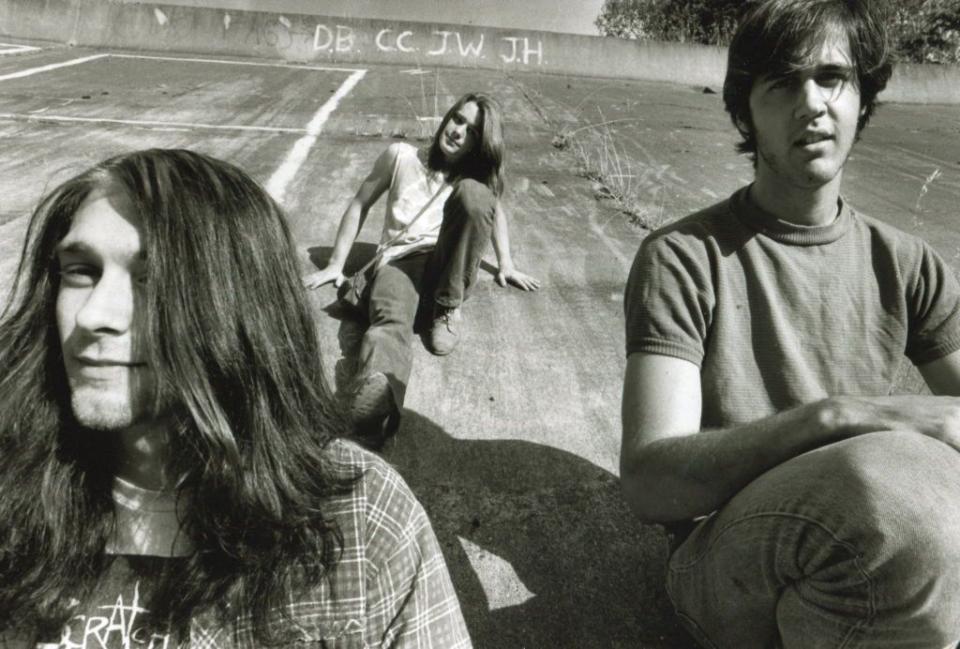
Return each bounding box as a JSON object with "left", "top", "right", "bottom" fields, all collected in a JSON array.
[
  {"left": 75, "top": 272, "right": 135, "bottom": 335},
  {"left": 794, "top": 78, "right": 827, "bottom": 120}
]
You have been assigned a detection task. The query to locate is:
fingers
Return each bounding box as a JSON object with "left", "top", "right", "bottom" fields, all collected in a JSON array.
[
  {"left": 496, "top": 272, "right": 507, "bottom": 288},
  {"left": 506, "top": 272, "right": 542, "bottom": 292},
  {"left": 302, "top": 271, "right": 337, "bottom": 290}
]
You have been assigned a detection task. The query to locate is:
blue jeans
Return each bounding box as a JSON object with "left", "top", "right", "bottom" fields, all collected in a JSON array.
[
  {"left": 668, "top": 430, "right": 960, "bottom": 649},
  {"left": 356, "top": 178, "right": 496, "bottom": 406}
]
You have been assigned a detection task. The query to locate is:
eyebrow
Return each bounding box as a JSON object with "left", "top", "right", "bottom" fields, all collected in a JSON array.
[{"left": 54, "top": 240, "right": 147, "bottom": 261}]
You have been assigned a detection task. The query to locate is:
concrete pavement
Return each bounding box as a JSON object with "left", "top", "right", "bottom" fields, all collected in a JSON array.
[{"left": 1, "top": 40, "right": 959, "bottom": 648}]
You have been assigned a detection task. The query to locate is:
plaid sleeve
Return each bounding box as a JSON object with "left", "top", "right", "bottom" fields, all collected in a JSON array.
[{"left": 361, "top": 461, "right": 472, "bottom": 649}]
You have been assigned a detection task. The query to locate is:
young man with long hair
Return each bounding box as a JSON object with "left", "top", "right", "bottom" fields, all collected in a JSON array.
[
  {"left": 303, "top": 92, "right": 540, "bottom": 447},
  {"left": 622, "top": 1, "right": 960, "bottom": 646},
  {"left": 0, "top": 149, "right": 471, "bottom": 647}
]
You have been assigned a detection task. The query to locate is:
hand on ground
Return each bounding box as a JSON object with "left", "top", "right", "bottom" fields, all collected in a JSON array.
[
  {"left": 496, "top": 267, "right": 541, "bottom": 291},
  {"left": 303, "top": 267, "right": 346, "bottom": 290}
]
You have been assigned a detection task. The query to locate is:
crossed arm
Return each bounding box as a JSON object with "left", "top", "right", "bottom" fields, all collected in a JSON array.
[{"left": 620, "top": 350, "right": 960, "bottom": 523}]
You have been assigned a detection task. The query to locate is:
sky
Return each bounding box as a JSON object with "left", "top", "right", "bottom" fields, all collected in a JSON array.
[{"left": 144, "top": 0, "right": 610, "bottom": 36}]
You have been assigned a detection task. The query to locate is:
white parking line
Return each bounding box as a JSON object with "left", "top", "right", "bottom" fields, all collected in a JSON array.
[
  {"left": 0, "top": 112, "right": 308, "bottom": 134},
  {"left": 109, "top": 53, "right": 364, "bottom": 74},
  {"left": 0, "top": 43, "right": 41, "bottom": 55},
  {"left": 266, "top": 68, "right": 367, "bottom": 204},
  {"left": 0, "top": 51, "right": 366, "bottom": 205},
  {"left": 0, "top": 54, "right": 108, "bottom": 82}
]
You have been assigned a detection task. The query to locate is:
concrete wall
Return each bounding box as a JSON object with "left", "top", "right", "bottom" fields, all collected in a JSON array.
[{"left": 1, "top": 0, "right": 958, "bottom": 103}]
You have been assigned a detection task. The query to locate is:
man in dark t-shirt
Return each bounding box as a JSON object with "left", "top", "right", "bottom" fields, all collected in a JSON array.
[{"left": 621, "top": 2, "right": 960, "bottom": 647}]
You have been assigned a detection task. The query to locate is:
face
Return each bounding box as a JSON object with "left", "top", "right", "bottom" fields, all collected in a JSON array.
[
  {"left": 748, "top": 31, "right": 863, "bottom": 193},
  {"left": 56, "top": 185, "right": 158, "bottom": 430},
  {"left": 438, "top": 100, "right": 481, "bottom": 165}
]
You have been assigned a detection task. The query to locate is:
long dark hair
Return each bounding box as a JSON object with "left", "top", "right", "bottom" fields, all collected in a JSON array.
[
  {"left": 428, "top": 91, "right": 506, "bottom": 197},
  {"left": 0, "top": 149, "right": 354, "bottom": 643}
]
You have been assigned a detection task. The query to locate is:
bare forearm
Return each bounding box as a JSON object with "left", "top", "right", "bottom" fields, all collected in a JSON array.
[
  {"left": 622, "top": 400, "right": 836, "bottom": 522},
  {"left": 326, "top": 200, "right": 366, "bottom": 271},
  {"left": 623, "top": 393, "right": 960, "bottom": 522},
  {"left": 490, "top": 204, "right": 514, "bottom": 270}
]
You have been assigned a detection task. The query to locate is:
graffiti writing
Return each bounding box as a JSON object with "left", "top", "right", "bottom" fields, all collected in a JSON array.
[
  {"left": 311, "top": 23, "right": 543, "bottom": 65},
  {"left": 145, "top": 7, "right": 548, "bottom": 67}
]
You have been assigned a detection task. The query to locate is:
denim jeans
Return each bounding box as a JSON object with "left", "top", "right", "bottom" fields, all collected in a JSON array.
[
  {"left": 356, "top": 178, "right": 496, "bottom": 406},
  {"left": 667, "top": 430, "right": 960, "bottom": 649}
]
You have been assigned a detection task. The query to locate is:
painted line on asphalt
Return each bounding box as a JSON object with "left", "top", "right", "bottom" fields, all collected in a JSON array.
[
  {"left": 0, "top": 53, "right": 108, "bottom": 82},
  {"left": 0, "top": 43, "right": 41, "bottom": 55},
  {"left": 108, "top": 53, "right": 364, "bottom": 74},
  {"left": 265, "top": 68, "right": 367, "bottom": 204},
  {"left": 0, "top": 112, "right": 308, "bottom": 134}
]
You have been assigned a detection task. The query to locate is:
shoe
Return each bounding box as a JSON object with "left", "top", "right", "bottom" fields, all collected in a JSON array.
[
  {"left": 428, "top": 304, "right": 462, "bottom": 356},
  {"left": 348, "top": 372, "right": 399, "bottom": 451}
]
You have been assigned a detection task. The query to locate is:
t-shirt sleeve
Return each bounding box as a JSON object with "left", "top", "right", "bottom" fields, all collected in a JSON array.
[
  {"left": 624, "top": 232, "right": 715, "bottom": 365},
  {"left": 363, "top": 465, "right": 472, "bottom": 649},
  {"left": 905, "top": 241, "right": 960, "bottom": 365}
]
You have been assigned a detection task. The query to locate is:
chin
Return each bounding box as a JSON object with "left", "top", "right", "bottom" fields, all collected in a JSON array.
[
  {"left": 70, "top": 389, "right": 141, "bottom": 430},
  {"left": 799, "top": 161, "right": 842, "bottom": 187}
]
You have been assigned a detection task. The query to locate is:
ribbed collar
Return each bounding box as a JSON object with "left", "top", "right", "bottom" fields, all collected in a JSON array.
[
  {"left": 731, "top": 185, "right": 852, "bottom": 246},
  {"left": 108, "top": 476, "right": 193, "bottom": 557}
]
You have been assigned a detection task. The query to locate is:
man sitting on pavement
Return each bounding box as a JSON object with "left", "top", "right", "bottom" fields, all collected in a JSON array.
[
  {"left": 621, "top": 1, "right": 960, "bottom": 646},
  {"left": 303, "top": 92, "right": 540, "bottom": 449}
]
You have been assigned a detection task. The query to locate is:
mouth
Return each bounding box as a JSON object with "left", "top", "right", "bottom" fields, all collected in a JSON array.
[
  {"left": 76, "top": 357, "right": 146, "bottom": 368},
  {"left": 444, "top": 134, "right": 460, "bottom": 150},
  {"left": 795, "top": 132, "right": 833, "bottom": 147}
]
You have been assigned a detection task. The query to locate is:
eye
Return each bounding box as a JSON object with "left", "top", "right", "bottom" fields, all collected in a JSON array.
[
  {"left": 766, "top": 75, "right": 795, "bottom": 91},
  {"left": 815, "top": 70, "right": 849, "bottom": 89},
  {"left": 58, "top": 263, "right": 99, "bottom": 288}
]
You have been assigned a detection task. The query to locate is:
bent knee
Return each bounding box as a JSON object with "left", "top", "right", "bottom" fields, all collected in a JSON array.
[{"left": 448, "top": 178, "right": 496, "bottom": 219}]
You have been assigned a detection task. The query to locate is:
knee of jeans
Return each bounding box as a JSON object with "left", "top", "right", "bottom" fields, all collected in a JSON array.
[
  {"left": 449, "top": 178, "right": 496, "bottom": 223},
  {"left": 826, "top": 431, "right": 960, "bottom": 569}
]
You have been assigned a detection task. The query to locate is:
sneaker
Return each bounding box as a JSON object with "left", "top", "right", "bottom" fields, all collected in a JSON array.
[
  {"left": 428, "top": 304, "right": 462, "bottom": 356},
  {"left": 348, "top": 372, "right": 399, "bottom": 450}
]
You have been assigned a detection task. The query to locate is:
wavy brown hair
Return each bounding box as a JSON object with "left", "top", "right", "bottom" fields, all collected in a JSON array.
[
  {"left": 0, "top": 149, "right": 354, "bottom": 643},
  {"left": 428, "top": 91, "right": 506, "bottom": 197}
]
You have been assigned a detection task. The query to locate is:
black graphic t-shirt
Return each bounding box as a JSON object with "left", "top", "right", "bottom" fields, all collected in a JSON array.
[{"left": 42, "top": 555, "right": 188, "bottom": 649}]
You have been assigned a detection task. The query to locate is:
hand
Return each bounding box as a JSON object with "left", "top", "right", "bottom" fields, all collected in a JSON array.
[
  {"left": 302, "top": 267, "right": 346, "bottom": 290},
  {"left": 828, "top": 395, "right": 960, "bottom": 451},
  {"left": 496, "top": 266, "right": 541, "bottom": 291}
]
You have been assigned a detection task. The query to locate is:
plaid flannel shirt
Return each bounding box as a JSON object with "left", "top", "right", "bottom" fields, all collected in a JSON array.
[{"left": 2, "top": 440, "right": 471, "bottom": 649}]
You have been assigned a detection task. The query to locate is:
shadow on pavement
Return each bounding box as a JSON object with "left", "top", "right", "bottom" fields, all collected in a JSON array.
[
  {"left": 384, "top": 411, "right": 696, "bottom": 649},
  {"left": 309, "top": 245, "right": 694, "bottom": 648}
]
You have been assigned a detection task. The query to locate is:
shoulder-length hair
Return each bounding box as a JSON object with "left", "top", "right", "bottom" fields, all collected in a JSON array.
[
  {"left": 723, "top": 0, "right": 893, "bottom": 159},
  {"left": 427, "top": 91, "right": 506, "bottom": 197},
  {"left": 0, "top": 148, "right": 354, "bottom": 643}
]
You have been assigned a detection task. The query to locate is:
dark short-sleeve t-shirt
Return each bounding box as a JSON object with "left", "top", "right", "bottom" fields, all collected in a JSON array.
[{"left": 625, "top": 187, "right": 960, "bottom": 428}]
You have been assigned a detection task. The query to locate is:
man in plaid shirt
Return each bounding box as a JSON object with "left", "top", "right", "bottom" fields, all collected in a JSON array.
[{"left": 0, "top": 149, "right": 470, "bottom": 648}]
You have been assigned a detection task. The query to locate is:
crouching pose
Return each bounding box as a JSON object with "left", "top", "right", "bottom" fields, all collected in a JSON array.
[
  {"left": 0, "top": 149, "right": 470, "bottom": 647},
  {"left": 621, "top": 1, "right": 960, "bottom": 647},
  {"left": 304, "top": 92, "right": 539, "bottom": 447}
]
